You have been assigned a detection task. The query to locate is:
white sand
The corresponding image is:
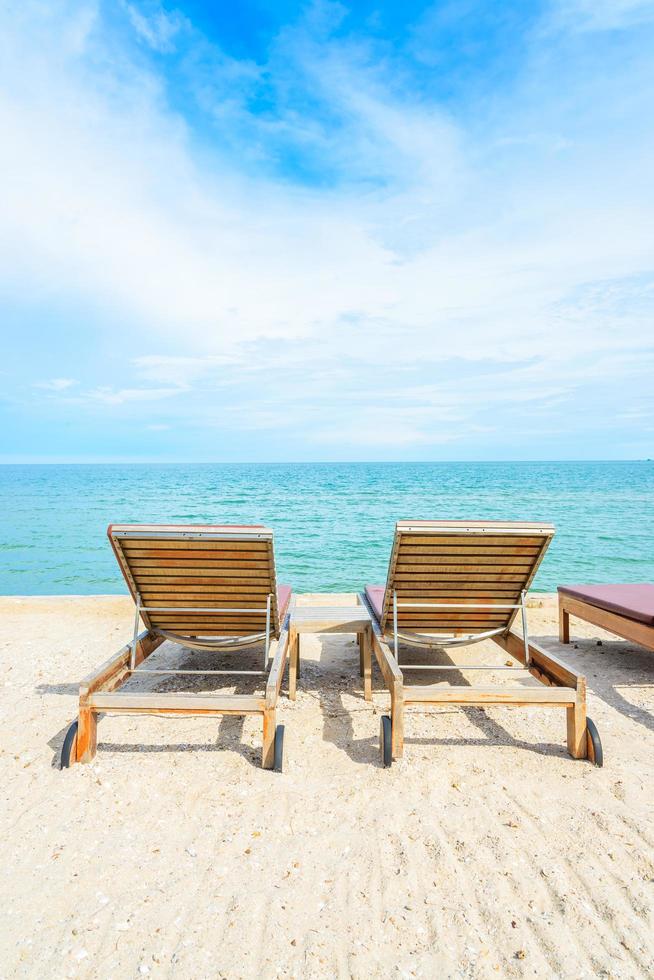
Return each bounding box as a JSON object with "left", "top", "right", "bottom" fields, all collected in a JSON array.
[{"left": 1, "top": 594, "right": 652, "bottom": 978}]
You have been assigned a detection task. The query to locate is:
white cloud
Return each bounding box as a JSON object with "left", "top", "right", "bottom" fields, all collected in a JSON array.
[
  {"left": 122, "top": 1, "right": 187, "bottom": 52},
  {"left": 2, "top": 1, "right": 654, "bottom": 456},
  {"left": 33, "top": 378, "right": 78, "bottom": 391},
  {"left": 84, "top": 386, "right": 187, "bottom": 405},
  {"left": 547, "top": 0, "right": 654, "bottom": 32},
  {"left": 133, "top": 354, "right": 244, "bottom": 386}
]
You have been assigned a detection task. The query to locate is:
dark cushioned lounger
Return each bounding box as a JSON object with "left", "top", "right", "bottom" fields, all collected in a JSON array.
[
  {"left": 558, "top": 583, "right": 654, "bottom": 651},
  {"left": 364, "top": 585, "right": 384, "bottom": 622}
]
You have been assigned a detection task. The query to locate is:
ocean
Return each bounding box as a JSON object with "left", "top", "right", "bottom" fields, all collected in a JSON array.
[{"left": 1, "top": 461, "right": 652, "bottom": 595}]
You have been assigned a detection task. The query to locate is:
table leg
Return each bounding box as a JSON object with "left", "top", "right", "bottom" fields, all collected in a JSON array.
[
  {"left": 289, "top": 628, "right": 299, "bottom": 701},
  {"left": 362, "top": 627, "right": 372, "bottom": 702}
]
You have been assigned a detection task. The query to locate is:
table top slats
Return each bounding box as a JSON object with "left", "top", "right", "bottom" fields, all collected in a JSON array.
[{"left": 291, "top": 605, "right": 371, "bottom": 632}]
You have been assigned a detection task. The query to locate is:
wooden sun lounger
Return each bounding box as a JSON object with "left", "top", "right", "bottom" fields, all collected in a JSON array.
[
  {"left": 61, "top": 524, "right": 292, "bottom": 771},
  {"left": 558, "top": 583, "right": 654, "bottom": 652},
  {"left": 361, "top": 521, "right": 602, "bottom": 767}
]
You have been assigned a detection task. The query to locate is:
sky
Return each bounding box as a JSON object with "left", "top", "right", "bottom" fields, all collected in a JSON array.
[{"left": 1, "top": 0, "right": 653, "bottom": 462}]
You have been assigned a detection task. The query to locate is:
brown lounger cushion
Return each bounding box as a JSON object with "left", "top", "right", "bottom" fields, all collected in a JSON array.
[
  {"left": 364, "top": 585, "right": 385, "bottom": 622},
  {"left": 277, "top": 585, "right": 292, "bottom": 620},
  {"left": 558, "top": 584, "right": 654, "bottom": 625}
]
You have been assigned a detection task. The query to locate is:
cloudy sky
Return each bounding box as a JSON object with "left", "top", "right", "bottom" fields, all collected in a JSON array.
[{"left": 1, "top": 0, "right": 653, "bottom": 461}]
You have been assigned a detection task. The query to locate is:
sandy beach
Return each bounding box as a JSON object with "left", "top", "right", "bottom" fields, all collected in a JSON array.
[{"left": 1, "top": 593, "right": 652, "bottom": 979}]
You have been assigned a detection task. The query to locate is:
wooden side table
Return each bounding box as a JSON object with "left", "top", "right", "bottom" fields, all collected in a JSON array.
[{"left": 288, "top": 603, "right": 373, "bottom": 701}]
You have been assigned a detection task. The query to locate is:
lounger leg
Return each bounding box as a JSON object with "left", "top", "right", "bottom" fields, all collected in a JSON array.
[
  {"left": 566, "top": 684, "right": 587, "bottom": 759},
  {"left": 289, "top": 628, "right": 299, "bottom": 701},
  {"left": 391, "top": 688, "right": 404, "bottom": 759},
  {"left": 262, "top": 708, "right": 276, "bottom": 769},
  {"left": 76, "top": 705, "right": 97, "bottom": 763},
  {"left": 358, "top": 633, "right": 364, "bottom": 677},
  {"left": 559, "top": 596, "right": 570, "bottom": 643},
  {"left": 362, "top": 628, "right": 372, "bottom": 702}
]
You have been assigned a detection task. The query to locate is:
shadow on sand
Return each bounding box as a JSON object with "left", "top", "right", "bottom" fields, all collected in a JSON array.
[
  {"left": 46, "top": 629, "right": 653, "bottom": 770},
  {"left": 305, "top": 634, "right": 572, "bottom": 766},
  {"left": 46, "top": 642, "right": 276, "bottom": 770},
  {"left": 533, "top": 633, "right": 654, "bottom": 735}
]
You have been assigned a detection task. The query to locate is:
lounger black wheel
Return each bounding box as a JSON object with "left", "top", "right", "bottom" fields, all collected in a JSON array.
[
  {"left": 586, "top": 717, "right": 603, "bottom": 767},
  {"left": 60, "top": 720, "right": 78, "bottom": 769},
  {"left": 379, "top": 714, "right": 392, "bottom": 768},
  {"left": 273, "top": 724, "right": 285, "bottom": 773}
]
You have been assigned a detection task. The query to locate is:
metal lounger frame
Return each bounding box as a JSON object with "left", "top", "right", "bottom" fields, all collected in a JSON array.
[
  {"left": 128, "top": 593, "right": 273, "bottom": 677},
  {"left": 389, "top": 589, "right": 531, "bottom": 671}
]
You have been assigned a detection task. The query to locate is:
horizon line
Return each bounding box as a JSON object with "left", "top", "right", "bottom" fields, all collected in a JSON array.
[{"left": 0, "top": 458, "right": 651, "bottom": 466}]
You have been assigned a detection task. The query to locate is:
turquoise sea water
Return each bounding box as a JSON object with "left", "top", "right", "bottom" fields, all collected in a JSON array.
[{"left": 0, "top": 462, "right": 652, "bottom": 595}]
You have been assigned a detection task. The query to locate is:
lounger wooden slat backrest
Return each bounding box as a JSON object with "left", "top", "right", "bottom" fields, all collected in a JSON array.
[
  {"left": 380, "top": 521, "right": 555, "bottom": 635},
  {"left": 108, "top": 524, "right": 283, "bottom": 638}
]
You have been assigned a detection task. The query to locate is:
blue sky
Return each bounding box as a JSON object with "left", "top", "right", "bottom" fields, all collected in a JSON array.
[{"left": 1, "top": 0, "right": 653, "bottom": 461}]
